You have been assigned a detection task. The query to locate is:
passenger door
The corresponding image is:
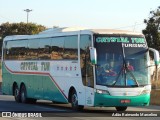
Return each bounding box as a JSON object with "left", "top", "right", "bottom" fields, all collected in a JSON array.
[{"left": 80, "top": 35, "right": 94, "bottom": 106}]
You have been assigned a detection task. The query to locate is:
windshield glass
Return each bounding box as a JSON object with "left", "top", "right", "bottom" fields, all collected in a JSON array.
[{"left": 94, "top": 34, "right": 149, "bottom": 87}]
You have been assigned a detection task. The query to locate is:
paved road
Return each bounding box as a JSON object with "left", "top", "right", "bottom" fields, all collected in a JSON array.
[{"left": 0, "top": 94, "right": 160, "bottom": 120}]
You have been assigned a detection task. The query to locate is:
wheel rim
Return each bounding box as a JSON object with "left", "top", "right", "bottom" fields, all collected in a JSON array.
[
  {"left": 21, "top": 91, "right": 25, "bottom": 102},
  {"left": 72, "top": 94, "right": 78, "bottom": 107},
  {"left": 14, "top": 88, "right": 19, "bottom": 99}
]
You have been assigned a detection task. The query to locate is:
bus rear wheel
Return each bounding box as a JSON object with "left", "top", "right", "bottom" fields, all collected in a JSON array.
[
  {"left": 115, "top": 106, "right": 127, "bottom": 111},
  {"left": 71, "top": 90, "right": 84, "bottom": 111},
  {"left": 20, "top": 85, "right": 28, "bottom": 103},
  {"left": 14, "top": 85, "right": 21, "bottom": 103}
]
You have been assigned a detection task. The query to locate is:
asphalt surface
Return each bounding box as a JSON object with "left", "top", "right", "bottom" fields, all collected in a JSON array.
[
  {"left": 0, "top": 84, "right": 160, "bottom": 120},
  {"left": 0, "top": 94, "right": 160, "bottom": 120}
]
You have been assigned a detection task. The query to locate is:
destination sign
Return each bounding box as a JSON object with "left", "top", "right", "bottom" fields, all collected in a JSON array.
[{"left": 96, "top": 37, "right": 147, "bottom": 48}]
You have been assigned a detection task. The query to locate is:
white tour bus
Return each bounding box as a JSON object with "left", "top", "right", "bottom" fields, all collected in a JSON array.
[{"left": 2, "top": 27, "right": 159, "bottom": 111}]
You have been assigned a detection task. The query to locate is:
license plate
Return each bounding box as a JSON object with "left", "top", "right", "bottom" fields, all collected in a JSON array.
[{"left": 120, "top": 100, "right": 130, "bottom": 103}]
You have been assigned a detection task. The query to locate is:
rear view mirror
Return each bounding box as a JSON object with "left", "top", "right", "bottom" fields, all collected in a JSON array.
[
  {"left": 149, "top": 48, "right": 159, "bottom": 65},
  {"left": 89, "top": 47, "right": 97, "bottom": 65}
]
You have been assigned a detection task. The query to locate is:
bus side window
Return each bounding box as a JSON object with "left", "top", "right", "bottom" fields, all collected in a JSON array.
[
  {"left": 4, "top": 40, "right": 28, "bottom": 60},
  {"left": 80, "top": 35, "right": 94, "bottom": 87},
  {"left": 64, "top": 36, "right": 78, "bottom": 60},
  {"left": 27, "top": 39, "right": 39, "bottom": 60},
  {"left": 5, "top": 41, "right": 12, "bottom": 60},
  {"left": 51, "top": 37, "right": 64, "bottom": 60},
  {"left": 4, "top": 41, "right": 8, "bottom": 60},
  {"left": 50, "top": 36, "right": 78, "bottom": 60},
  {"left": 85, "top": 51, "right": 94, "bottom": 87},
  {"left": 38, "top": 38, "right": 51, "bottom": 60}
]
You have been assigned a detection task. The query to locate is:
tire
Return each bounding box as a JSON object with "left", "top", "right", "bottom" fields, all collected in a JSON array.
[
  {"left": 71, "top": 90, "right": 84, "bottom": 111},
  {"left": 115, "top": 106, "right": 127, "bottom": 111},
  {"left": 20, "top": 85, "right": 28, "bottom": 103},
  {"left": 14, "top": 85, "right": 21, "bottom": 103}
]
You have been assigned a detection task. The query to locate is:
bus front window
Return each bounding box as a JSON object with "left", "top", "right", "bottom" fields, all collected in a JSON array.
[{"left": 94, "top": 35, "right": 149, "bottom": 87}]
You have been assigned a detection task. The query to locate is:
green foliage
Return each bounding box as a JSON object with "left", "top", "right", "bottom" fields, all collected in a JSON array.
[
  {"left": 143, "top": 6, "right": 160, "bottom": 51},
  {"left": 0, "top": 22, "right": 46, "bottom": 54},
  {"left": 0, "top": 22, "right": 46, "bottom": 39}
]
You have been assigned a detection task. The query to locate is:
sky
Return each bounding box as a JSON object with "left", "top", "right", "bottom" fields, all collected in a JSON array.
[{"left": 0, "top": 0, "right": 160, "bottom": 32}]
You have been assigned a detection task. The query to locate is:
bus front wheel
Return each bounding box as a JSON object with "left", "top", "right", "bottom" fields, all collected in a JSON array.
[
  {"left": 115, "top": 106, "right": 127, "bottom": 111},
  {"left": 71, "top": 90, "right": 84, "bottom": 111}
]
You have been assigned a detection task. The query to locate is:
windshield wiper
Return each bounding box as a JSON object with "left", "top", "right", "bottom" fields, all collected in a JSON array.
[
  {"left": 126, "top": 66, "right": 139, "bottom": 87},
  {"left": 112, "top": 43, "right": 139, "bottom": 87}
]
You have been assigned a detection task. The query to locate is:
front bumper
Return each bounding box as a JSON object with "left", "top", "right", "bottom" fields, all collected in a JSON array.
[{"left": 94, "top": 93, "right": 150, "bottom": 107}]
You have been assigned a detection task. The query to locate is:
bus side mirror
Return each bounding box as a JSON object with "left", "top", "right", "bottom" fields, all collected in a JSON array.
[
  {"left": 89, "top": 47, "right": 97, "bottom": 65},
  {"left": 149, "top": 48, "right": 159, "bottom": 65}
]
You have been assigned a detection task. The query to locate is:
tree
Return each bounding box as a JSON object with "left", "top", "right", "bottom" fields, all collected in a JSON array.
[
  {"left": 143, "top": 6, "right": 160, "bottom": 51},
  {"left": 0, "top": 22, "right": 46, "bottom": 53},
  {"left": 0, "top": 22, "right": 46, "bottom": 39}
]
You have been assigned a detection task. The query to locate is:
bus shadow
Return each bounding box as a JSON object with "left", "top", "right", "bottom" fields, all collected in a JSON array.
[
  {"left": 33, "top": 101, "right": 118, "bottom": 117},
  {"left": 36, "top": 100, "right": 117, "bottom": 113}
]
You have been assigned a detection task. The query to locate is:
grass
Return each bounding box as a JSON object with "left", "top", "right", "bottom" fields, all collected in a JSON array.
[{"left": 150, "top": 90, "right": 160, "bottom": 105}]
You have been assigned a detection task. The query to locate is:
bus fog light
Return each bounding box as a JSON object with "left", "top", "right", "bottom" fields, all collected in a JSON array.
[{"left": 96, "top": 89, "right": 110, "bottom": 94}]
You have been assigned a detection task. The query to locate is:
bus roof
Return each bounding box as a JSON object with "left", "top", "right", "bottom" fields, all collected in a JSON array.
[
  {"left": 3, "top": 27, "right": 143, "bottom": 41},
  {"left": 39, "top": 27, "right": 143, "bottom": 35}
]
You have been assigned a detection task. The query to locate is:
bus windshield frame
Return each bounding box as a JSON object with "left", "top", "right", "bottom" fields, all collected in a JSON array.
[{"left": 94, "top": 34, "right": 150, "bottom": 87}]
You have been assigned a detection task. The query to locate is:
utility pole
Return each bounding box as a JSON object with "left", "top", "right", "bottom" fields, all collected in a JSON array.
[
  {"left": 133, "top": 22, "right": 137, "bottom": 32},
  {"left": 24, "top": 9, "right": 32, "bottom": 23}
]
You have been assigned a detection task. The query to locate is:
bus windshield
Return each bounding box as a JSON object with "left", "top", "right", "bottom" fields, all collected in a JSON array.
[{"left": 94, "top": 34, "right": 149, "bottom": 87}]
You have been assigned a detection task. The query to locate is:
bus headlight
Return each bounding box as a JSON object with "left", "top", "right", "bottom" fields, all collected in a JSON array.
[
  {"left": 141, "top": 90, "right": 150, "bottom": 95},
  {"left": 96, "top": 89, "right": 110, "bottom": 95}
]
